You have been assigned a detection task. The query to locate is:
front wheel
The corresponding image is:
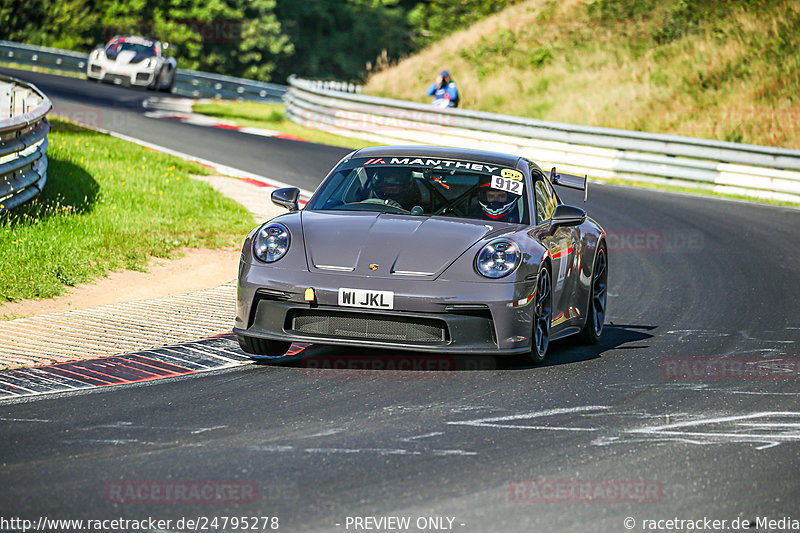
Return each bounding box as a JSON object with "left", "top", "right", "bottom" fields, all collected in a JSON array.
[
  {"left": 159, "top": 69, "right": 175, "bottom": 93},
  {"left": 148, "top": 68, "right": 166, "bottom": 91},
  {"left": 578, "top": 245, "right": 607, "bottom": 344},
  {"left": 523, "top": 263, "right": 552, "bottom": 365},
  {"left": 237, "top": 334, "right": 291, "bottom": 360}
]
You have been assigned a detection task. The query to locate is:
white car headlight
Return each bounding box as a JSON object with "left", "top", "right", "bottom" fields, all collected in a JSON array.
[
  {"left": 475, "top": 239, "right": 521, "bottom": 278},
  {"left": 253, "top": 222, "right": 290, "bottom": 263}
]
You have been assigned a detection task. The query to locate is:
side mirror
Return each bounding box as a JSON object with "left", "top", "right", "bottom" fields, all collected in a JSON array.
[
  {"left": 551, "top": 204, "right": 586, "bottom": 227},
  {"left": 272, "top": 187, "right": 300, "bottom": 212},
  {"left": 163, "top": 42, "right": 170, "bottom": 50}
]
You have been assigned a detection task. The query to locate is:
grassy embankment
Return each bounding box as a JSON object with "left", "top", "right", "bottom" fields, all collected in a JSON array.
[
  {"left": 192, "top": 100, "right": 377, "bottom": 150},
  {"left": 365, "top": 0, "right": 800, "bottom": 149},
  {"left": 0, "top": 119, "right": 254, "bottom": 304}
]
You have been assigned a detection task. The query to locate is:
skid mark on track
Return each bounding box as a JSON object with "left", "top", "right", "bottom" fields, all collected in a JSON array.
[
  {"left": 401, "top": 431, "right": 445, "bottom": 442},
  {"left": 624, "top": 412, "right": 800, "bottom": 449},
  {"left": 246, "top": 444, "right": 476, "bottom": 457},
  {"left": 303, "top": 428, "right": 346, "bottom": 438},
  {"left": 446, "top": 404, "right": 800, "bottom": 450},
  {"left": 664, "top": 328, "right": 800, "bottom": 358},
  {"left": 77, "top": 422, "right": 228, "bottom": 434},
  {"left": 446, "top": 405, "right": 610, "bottom": 431}
]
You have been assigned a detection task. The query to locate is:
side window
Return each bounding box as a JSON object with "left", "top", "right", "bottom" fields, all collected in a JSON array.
[{"left": 532, "top": 171, "right": 557, "bottom": 224}]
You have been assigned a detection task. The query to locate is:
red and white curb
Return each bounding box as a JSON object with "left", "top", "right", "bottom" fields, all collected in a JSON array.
[
  {"left": 143, "top": 97, "right": 312, "bottom": 141},
  {"left": 93, "top": 125, "right": 314, "bottom": 203},
  {"left": 0, "top": 334, "right": 310, "bottom": 401}
]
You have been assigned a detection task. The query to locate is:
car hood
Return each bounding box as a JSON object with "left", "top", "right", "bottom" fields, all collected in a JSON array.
[
  {"left": 301, "top": 210, "right": 500, "bottom": 279},
  {"left": 106, "top": 50, "right": 150, "bottom": 64}
]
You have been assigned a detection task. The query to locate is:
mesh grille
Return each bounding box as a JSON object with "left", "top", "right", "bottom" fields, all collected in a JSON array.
[
  {"left": 103, "top": 74, "right": 128, "bottom": 84},
  {"left": 290, "top": 310, "right": 447, "bottom": 344}
]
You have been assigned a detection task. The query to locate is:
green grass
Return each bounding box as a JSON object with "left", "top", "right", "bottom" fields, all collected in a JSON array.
[
  {"left": 0, "top": 119, "right": 254, "bottom": 303},
  {"left": 192, "top": 101, "right": 379, "bottom": 150},
  {"left": 0, "top": 61, "right": 85, "bottom": 79},
  {"left": 365, "top": 0, "right": 800, "bottom": 149}
]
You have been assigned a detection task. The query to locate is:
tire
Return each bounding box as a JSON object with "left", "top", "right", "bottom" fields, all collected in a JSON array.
[
  {"left": 523, "top": 262, "right": 552, "bottom": 365},
  {"left": 148, "top": 68, "right": 164, "bottom": 91},
  {"left": 578, "top": 245, "right": 608, "bottom": 344},
  {"left": 237, "top": 334, "right": 291, "bottom": 359},
  {"left": 161, "top": 70, "right": 175, "bottom": 93}
]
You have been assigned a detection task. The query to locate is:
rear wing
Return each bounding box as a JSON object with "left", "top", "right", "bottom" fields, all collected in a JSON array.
[{"left": 550, "top": 167, "right": 588, "bottom": 202}]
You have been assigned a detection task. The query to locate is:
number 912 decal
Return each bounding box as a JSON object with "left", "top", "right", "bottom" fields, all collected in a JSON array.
[{"left": 492, "top": 175, "right": 523, "bottom": 195}]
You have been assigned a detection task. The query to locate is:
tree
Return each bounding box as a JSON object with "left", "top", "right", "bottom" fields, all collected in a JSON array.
[
  {"left": 407, "top": 0, "right": 519, "bottom": 47},
  {"left": 272, "top": 0, "right": 410, "bottom": 82}
]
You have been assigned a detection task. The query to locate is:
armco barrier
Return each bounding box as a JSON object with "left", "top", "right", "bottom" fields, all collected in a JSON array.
[
  {"left": 0, "top": 73, "right": 51, "bottom": 213},
  {"left": 0, "top": 40, "right": 286, "bottom": 102},
  {"left": 285, "top": 76, "right": 800, "bottom": 203}
]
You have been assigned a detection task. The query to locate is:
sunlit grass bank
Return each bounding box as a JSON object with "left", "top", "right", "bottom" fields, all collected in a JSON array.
[
  {"left": 366, "top": 0, "right": 800, "bottom": 149},
  {"left": 0, "top": 119, "right": 254, "bottom": 302}
]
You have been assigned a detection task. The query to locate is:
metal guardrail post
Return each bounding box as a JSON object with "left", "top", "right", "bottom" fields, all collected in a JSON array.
[
  {"left": 0, "top": 74, "right": 51, "bottom": 213},
  {"left": 1, "top": 83, "right": 10, "bottom": 120}
]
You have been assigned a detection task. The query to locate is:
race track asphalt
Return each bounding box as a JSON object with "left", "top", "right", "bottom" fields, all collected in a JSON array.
[
  {"left": 1, "top": 66, "right": 799, "bottom": 533},
  {"left": 0, "top": 66, "right": 350, "bottom": 191}
]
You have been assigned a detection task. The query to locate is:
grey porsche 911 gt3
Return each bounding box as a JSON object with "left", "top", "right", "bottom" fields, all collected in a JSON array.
[{"left": 235, "top": 146, "right": 607, "bottom": 364}]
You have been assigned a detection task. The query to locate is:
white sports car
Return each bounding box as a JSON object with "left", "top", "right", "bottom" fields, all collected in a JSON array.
[{"left": 86, "top": 36, "right": 177, "bottom": 92}]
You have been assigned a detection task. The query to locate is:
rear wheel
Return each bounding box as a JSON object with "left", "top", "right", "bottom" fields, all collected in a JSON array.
[
  {"left": 237, "top": 335, "right": 291, "bottom": 360},
  {"left": 578, "top": 245, "right": 607, "bottom": 344},
  {"left": 523, "top": 263, "right": 552, "bottom": 365}
]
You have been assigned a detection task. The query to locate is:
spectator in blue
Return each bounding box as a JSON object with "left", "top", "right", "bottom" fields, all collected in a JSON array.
[{"left": 427, "top": 70, "right": 459, "bottom": 108}]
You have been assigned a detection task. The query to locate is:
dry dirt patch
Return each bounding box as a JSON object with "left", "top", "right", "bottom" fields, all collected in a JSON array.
[{"left": 1, "top": 247, "right": 240, "bottom": 320}]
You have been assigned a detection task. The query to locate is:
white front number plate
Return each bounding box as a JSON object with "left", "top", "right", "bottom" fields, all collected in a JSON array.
[{"left": 338, "top": 288, "right": 394, "bottom": 310}]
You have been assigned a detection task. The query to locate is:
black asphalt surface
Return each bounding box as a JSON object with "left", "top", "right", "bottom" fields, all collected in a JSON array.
[
  {"left": 0, "top": 66, "right": 350, "bottom": 191},
  {"left": 2, "top": 66, "right": 800, "bottom": 533}
]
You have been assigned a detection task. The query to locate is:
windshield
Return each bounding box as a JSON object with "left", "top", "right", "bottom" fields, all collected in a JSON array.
[
  {"left": 306, "top": 156, "right": 530, "bottom": 224},
  {"left": 105, "top": 40, "right": 156, "bottom": 57}
]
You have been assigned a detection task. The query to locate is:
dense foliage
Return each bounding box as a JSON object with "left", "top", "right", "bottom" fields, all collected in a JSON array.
[
  {"left": 0, "top": 0, "right": 520, "bottom": 82},
  {"left": 271, "top": 0, "right": 409, "bottom": 83},
  {"left": 407, "top": 0, "right": 519, "bottom": 47},
  {"left": 0, "top": 0, "right": 292, "bottom": 81}
]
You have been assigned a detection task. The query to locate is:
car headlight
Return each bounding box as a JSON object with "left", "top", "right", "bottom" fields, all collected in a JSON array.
[
  {"left": 475, "top": 239, "right": 521, "bottom": 278},
  {"left": 253, "top": 222, "right": 290, "bottom": 263},
  {"left": 146, "top": 58, "right": 156, "bottom": 68}
]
